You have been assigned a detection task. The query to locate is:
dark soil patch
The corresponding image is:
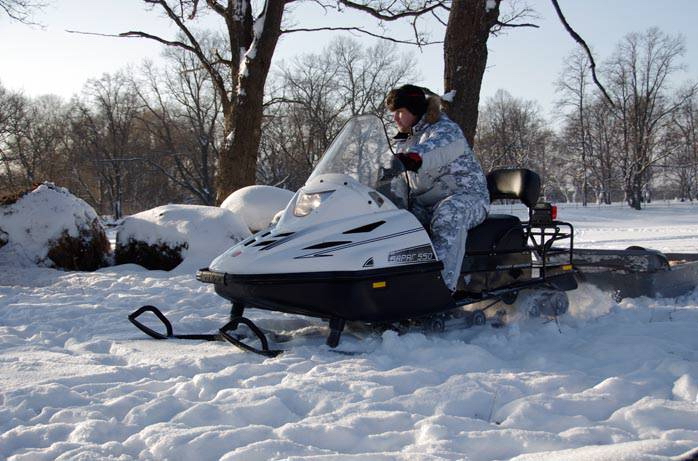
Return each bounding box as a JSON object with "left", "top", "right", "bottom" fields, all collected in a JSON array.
[
  {"left": 114, "top": 239, "right": 187, "bottom": 271},
  {"left": 47, "top": 218, "right": 111, "bottom": 271}
]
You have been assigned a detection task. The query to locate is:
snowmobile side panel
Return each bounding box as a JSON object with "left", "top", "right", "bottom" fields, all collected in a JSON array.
[{"left": 198, "top": 261, "right": 456, "bottom": 323}]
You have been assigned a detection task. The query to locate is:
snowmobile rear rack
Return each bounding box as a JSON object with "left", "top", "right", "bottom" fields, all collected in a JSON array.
[{"left": 128, "top": 305, "right": 282, "bottom": 357}]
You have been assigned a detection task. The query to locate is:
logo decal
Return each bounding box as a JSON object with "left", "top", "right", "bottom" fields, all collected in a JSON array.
[
  {"left": 363, "top": 257, "right": 375, "bottom": 268},
  {"left": 388, "top": 245, "right": 435, "bottom": 265}
]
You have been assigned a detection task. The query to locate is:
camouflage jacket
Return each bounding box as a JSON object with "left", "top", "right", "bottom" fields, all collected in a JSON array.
[{"left": 394, "top": 113, "right": 489, "bottom": 207}]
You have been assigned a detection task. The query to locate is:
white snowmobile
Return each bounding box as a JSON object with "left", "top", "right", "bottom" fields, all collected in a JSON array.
[{"left": 129, "top": 114, "right": 698, "bottom": 356}]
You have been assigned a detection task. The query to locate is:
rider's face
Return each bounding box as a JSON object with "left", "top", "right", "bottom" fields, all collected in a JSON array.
[{"left": 393, "top": 108, "right": 417, "bottom": 133}]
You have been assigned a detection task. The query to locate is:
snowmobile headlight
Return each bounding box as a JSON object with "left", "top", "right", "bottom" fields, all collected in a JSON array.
[{"left": 293, "top": 190, "right": 334, "bottom": 217}]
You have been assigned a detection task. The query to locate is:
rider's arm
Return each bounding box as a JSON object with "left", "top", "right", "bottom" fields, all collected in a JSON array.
[{"left": 409, "top": 118, "right": 468, "bottom": 173}]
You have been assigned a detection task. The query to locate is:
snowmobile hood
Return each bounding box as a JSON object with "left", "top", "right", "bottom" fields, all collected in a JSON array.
[{"left": 209, "top": 173, "right": 434, "bottom": 275}]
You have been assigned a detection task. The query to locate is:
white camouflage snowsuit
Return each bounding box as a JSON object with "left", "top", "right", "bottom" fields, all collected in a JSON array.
[{"left": 394, "top": 107, "right": 490, "bottom": 291}]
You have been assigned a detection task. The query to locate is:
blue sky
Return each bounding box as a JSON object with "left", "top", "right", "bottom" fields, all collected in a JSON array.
[{"left": 1, "top": 0, "right": 696, "bottom": 119}]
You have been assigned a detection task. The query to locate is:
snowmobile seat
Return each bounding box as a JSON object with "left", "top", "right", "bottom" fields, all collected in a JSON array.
[
  {"left": 486, "top": 168, "right": 541, "bottom": 209},
  {"left": 466, "top": 214, "right": 525, "bottom": 255},
  {"left": 464, "top": 169, "right": 540, "bottom": 255}
]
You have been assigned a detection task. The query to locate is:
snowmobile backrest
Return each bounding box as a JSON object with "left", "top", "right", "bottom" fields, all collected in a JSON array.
[{"left": 486, "top": 168, "right": 541, "bottom": 209}]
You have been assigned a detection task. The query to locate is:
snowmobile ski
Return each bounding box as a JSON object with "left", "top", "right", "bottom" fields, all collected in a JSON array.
[{"left": 128, "top": 305, "right": 283, "bottom": 357}]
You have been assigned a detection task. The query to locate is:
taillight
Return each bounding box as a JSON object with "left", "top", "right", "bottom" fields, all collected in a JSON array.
[{"left": 551, "top": 205, "right": 557, "bottom": 220}]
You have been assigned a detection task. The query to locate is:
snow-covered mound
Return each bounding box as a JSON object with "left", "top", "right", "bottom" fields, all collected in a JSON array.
[
  {"left": 115, "top": 204, "right": 251, "bottom": 272},
  {"left": 0, "top": 183, "right": 109, "bottom": 270},
  {"left": 220, "top": 185, "right": 294, "bottom": 232}
]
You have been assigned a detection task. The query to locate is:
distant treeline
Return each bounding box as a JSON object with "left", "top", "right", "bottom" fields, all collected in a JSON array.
[{"left": 1, "top": 30, "right": 696, "bottom": 216}]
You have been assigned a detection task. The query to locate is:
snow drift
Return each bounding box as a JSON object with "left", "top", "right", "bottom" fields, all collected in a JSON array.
[
  {"left": 0, "top": 183, "right": 109, "bottom": 270},
  {"left": 220, "top": 185, "right": 294, "bottom": 232},
  {"left": 115, "top": 204, "right": 251, "bottom": 272}
]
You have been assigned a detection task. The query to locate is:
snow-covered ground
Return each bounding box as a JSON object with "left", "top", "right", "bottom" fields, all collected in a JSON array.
[{"left": 2, "top": 202, "right": 698, "bottom": 460}]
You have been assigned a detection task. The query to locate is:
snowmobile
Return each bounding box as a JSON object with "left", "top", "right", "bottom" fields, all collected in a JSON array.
[{"left": 129, "top": 114, "right": 698, "bottom": 356}]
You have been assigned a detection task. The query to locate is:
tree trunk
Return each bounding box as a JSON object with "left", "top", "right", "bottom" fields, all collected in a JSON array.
[
  {"left": 217, "top": 98, "right": 263, "bottom": 203},
  {"left": 627, "top": 173, "right": 643, "bottom": 210},
  {"left": 214, "top": 1, "right": 286, "bottom": 204},
  {"left": 443, "top": 0, "right": 499, "bottom": 147}
]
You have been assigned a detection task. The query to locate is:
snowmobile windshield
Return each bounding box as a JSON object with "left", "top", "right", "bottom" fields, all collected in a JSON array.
[{"left": 308, "top": 114, "right": 408, "bottom": 208}]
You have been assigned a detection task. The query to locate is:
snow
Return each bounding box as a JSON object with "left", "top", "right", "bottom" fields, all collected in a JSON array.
[
  {"left": 237, "top": 5, "right": 265, "bottom": 91},
  {"left": 441, "top": 90, "right": 456, "bottom": 103},
  {"left": 0, "top": 183, "right": 101, "bottom": 267},
  {"left": 2, "top": 201, "right": 698, "bottom": 460},
  {"left": 116, "top": 204, "right": 251, "bottom": 272},
  {"left": 220, "top": 185, "right": 294, "bottom": 232}
]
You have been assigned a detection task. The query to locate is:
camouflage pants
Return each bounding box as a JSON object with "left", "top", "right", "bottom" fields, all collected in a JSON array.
[{"left": 411, "top": 195, "right": 488, "bottom": 292}]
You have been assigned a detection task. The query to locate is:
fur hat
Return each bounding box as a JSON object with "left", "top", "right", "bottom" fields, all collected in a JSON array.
[{"left": 386, "top": 84, "right": 442, "bottom": 124}]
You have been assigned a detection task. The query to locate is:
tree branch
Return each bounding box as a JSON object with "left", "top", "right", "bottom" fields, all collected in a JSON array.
[
  {"left": 338, "top": 0, "right": 443, "bottom": 21},
  {"left": 204, "top": 0, "right": 226, "bottom": 18},
  {"left": 281, "top": 26, "right": 441, "bottom": 46},
  {"left": 550, "top": 0, "right": 615, "bottom": 108},
  {"left": 494, "top": 20, "right": 538, "bottom": 29},
  {"left": 112, "top": 30, "right": 196, "bottom": 52},
  {"left": 140, "top": 0, "right": 230, "bottom": 106},
  {"left": 430, "top": 8, "right": 448, "bottom": 26},
  {"left": 0, "top": 0, "right": 46, "bottom": 25}
]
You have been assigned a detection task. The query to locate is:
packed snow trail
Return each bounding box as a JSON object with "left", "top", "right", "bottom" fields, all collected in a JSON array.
[{"left": 2, "top": 202, "right": 698, "bottom": 460}]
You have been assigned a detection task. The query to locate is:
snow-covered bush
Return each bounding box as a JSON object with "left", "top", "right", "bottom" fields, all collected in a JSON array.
[
  {"left": 115, "top": 204, "right": 251, "bottom": 271},
  {"left": 0, "top": 183, "right": 110, "bottom": 270},
  {"left": 220, "top": 185, "right": 294, "bottom": 232}
]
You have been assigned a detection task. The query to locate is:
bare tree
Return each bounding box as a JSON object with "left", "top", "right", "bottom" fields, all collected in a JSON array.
[
  {"left": 5, "top": 95, "right": 67, "bottom": 187},
  {"left": 442, "top": 0, "right": 618, "bottom": 151},
  {"left": 134, "top": 37, "right": 222, "bottom": 205},
  {"left": 0, "top": 83, "right": 26, "bottom": 191},
  {"left": 67, "top": 73, "right": 147, "bottom": 218},
  {"left": 258, "top": 37, "right": 417, "bottom": 190},
  {"left": 443, "top": 0, "right": 503, "bottom": 147},
  {"left": 585, "top": 99, "right": 620, "bottom": 204},
  {"left": 662, "top": 90, "right": 698, "bottom": 201},
  {"left": 114, "top": 0, "right": 441, "bottom": 204},
  {"left": 604, "top": 28, "right": 693, "bottom": 209},
  {"left": 556, "top": 48, "right": 592, "bottom": 205},
  {"left": 0, "top": 0, "right": 45, "bottom": 24},
  {"left": 475, "top": 90, "right": 550, "bottom": 169}
]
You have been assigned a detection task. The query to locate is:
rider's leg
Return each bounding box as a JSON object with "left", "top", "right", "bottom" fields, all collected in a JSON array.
[{"left": 430, "top": 195, "right": 488, "bottom": 292}]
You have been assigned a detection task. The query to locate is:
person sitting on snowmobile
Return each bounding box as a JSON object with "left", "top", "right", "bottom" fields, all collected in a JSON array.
[{"left": 386, "top": 84, "right": 490, "bottom": 292}]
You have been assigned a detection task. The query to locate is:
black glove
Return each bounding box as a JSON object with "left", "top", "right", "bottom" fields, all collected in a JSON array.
[{"left": 395, "top": 152, "right": 423, "bottom": 172}]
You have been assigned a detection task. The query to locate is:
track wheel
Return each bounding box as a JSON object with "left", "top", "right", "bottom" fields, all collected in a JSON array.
[
  {"left": 426, "top": 317, "right": 445, "bottom": 333},
  {"left": 527, "top": 304, "right": 541, "bottom": 318},
  {"left": 472, "top": 309, "right": 486, "bottom": 326},
  {"left": 491, "top": 310, "right": 506, "bottom": 328},
  {"left": 501, "top": 291, "right": 518, "bottom": 305}
]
